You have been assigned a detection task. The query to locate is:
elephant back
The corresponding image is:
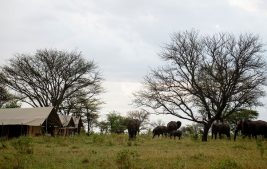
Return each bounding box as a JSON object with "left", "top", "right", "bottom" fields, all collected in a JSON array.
[
  {"left": 212, "top": 123, "right": 219, "bottom": 132},
  {"left": 212, "top": 123, "right": 230, "bottom": 134},
  {"left": 153, "top": 126, "right": 167, "bottom": 133},
  {"left": 252, "top": 120, "right": 267, "bottom": 135},
  {"left": 170, "top": 130, "right": 182, "bottom": 136}
]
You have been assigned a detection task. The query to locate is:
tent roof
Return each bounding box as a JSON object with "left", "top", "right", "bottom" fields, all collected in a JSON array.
[
  {"left": 73, "top": 116, "right": 83, "bottom": 128},
  {"left": 0, "top": 107, "right": 53, "bottom": 126},
  {"left": 59, "top": 115, "right": 74, "bottom": 127}
]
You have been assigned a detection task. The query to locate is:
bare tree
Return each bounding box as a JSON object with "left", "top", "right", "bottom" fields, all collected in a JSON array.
[
  {"left": 0, "top": 85, "right": 12, "bottom": 108},
  {"left": 134, "top": 31, "right": 266, "bottom": 141},
  {"left": 1, "top": 49, "right": 103, "bottom": 113},
  {"left": 127, "top": 110, "right": 150, "bottom": 132},
  {"left": 150, "top": 119, "right": 166, "bottom": 128}
]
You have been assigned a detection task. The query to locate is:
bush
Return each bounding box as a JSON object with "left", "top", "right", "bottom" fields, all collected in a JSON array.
[
  {"left": 211, "top": 159, "right": 242, "bottom": 169},
  {"left": 91, "top": 134, "right": 105, "bottom": 144},
  {"left": 0, "top": 141, "right": 7, "bottom": 150},
  {"left": 116, "top": 149, "right": 139, "bottom": 169},
  {"left": 190, "top": 133, "right": 199, "bottom": 141},
  {"left": 11, "top": 137, "right": 33, "bottom": 154}
]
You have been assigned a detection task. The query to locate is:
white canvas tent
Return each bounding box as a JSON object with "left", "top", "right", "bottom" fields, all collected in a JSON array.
[
  {"left": 0, "top": 107, "right": 62, "bottom": 138},
  {"left": 73, "top": 116, "right": 83, "bottom": 134},
  {"left": 58, "top": 114, "right": 75, "bottom": 136}
]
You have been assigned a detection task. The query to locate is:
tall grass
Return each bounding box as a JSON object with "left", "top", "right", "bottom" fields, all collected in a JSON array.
[{"left": 0, "top": 134, "right": 266, "bottom": 169}]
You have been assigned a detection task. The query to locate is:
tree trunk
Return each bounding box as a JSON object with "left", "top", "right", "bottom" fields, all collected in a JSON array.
[
  {"left": 202, "top": 122, "right": 212, "bottom": 142},
  {"left": 87, "top": 120, "right": 90, "bottom": 135},
  {"left": 87, "top": 111, "right": 91, "bottom": 135}
]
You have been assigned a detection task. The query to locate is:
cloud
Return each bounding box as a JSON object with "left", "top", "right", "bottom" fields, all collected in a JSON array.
[
  {"left": 228, "top": 0, "right": 267, "bottom": 14},
  {"left": 101, "top": 81, "right": 141, "bottom": 113},
  {"left": 1, "top": 0, "right": 267, "bottom": 123}
]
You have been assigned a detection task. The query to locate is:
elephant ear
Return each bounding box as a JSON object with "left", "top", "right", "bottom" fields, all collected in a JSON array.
[{"left": 176, "top": 121, "right": 182, "bottom": 129}]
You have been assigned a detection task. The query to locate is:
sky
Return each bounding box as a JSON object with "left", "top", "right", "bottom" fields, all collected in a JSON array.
[{"left": 1, "top": 0, "right": 267, "bottom": 126}]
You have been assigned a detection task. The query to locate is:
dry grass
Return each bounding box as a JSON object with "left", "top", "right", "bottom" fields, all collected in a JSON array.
[{"left": 0, "top": 134, "right": 267, "bottom": 169}]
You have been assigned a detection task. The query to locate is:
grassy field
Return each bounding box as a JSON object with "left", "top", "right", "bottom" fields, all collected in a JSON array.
[{"left": 0, "top": 134, "right": 267, "bottom": 169}]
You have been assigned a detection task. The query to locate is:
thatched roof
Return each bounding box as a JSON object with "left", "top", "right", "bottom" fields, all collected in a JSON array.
[{"left": 0, "top": 107, "right": 55, "bottom": 126}]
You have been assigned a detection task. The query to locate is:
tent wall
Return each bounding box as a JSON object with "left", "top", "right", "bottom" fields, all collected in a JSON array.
[
  {"left": 0, "top": 125, "right": 28, "bottom": 138},
  {"left": 28, "top": 126, "right": 42, "bottom": 136},
  {"left": 42, "top": 109, "right": 62, "bottom": 136}
]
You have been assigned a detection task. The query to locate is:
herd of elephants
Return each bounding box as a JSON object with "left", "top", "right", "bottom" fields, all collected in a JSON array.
[{"left": 126, "top": 119, "right": 267, "bottom": 141}]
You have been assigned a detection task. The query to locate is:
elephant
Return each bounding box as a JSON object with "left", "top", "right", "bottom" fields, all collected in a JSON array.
[
  {"left": 127, "top": 119, "right": 141, "bottom": 140},
  {"left": 234, "top": 120, "right": 267, "bottom": 141},
  {"left": 169, "top": 130, "right": 182, "bottom": 140},
  {"left": 152, "top": 126, "right": 168, "bottom": 138},
  {"left": 167, "top": 121, "right": 182, "bottom": 134},
  {"left": 211, "top": 123, "right": 231, "bottom": 140}
]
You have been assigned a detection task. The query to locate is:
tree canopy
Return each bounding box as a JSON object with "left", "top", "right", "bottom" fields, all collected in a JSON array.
[
  {"left": 1, "top": 49, "right": 103, "bottom": 113},
  {"left": 134, "top": 31, "right": 267, "bottom": 141},
  {"left": 225, "top": 109, "right": 258, "bottom": 129},
  {"left": 0, "top": 86, "right": 12, "bottom": 108},
  {"left": 106, "top": 112, "right": 127, "bottom": 134}
]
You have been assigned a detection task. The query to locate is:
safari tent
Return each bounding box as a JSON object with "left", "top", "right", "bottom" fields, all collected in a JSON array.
[
  {"left": 73, "top": 116, "right": 83, "bottom": 134},
  {"left": 0, "top": 107, "right": 62, "bottom": 138},
  {"left": 58, "top": 115, "right": 75, "bottom": 136}
]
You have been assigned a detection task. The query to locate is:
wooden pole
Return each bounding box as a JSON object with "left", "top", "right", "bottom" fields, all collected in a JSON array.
[{"left": 46, "top": 118, "right": 48, "bottom": 134}]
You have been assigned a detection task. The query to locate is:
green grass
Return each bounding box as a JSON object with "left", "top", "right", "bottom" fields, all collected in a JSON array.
[{"left": 0, "top": 134, "right": 267, "bottom": 169}]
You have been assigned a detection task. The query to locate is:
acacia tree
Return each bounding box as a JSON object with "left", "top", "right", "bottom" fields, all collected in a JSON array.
[
  {"left": 78, "top": 98, "right": 102, "bottom": 134},
  {"left": 106, "top": 112, "right": 127, "bottom": 134},
  {"left": 134, "top": 31, "right": 266, "bottom": 141},
  {"left": 98, "top": 121, "right": 109, "bottom": 134},
  {"left": 1, "top": 49, "right": 103, "bottom": 113},
  {"left": 225, "top": 109, "right": 258, "bottom": 130}
]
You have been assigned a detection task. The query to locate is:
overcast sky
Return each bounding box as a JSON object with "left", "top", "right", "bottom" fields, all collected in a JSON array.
[{"left": 1, "top": 0, "right": 267, "bottom": 125}]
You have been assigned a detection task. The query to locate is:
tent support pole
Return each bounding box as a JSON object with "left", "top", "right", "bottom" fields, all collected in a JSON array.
[{"left": 46, "top": 118, "right": 48, "bottom": 134}]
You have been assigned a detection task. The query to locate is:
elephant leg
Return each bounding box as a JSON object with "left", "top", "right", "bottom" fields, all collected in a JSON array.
[
  {"left": 134, "top": 131, "right": 137, "bottom": 139},
  {"left": 227, "top": 133, "right": 231, "bottom": 140}
]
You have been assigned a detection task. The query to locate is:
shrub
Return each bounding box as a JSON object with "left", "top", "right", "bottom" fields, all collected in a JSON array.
[
  {"left": 91, "top": 134, "right": 105, "bottom": 144},
  {"left": 211, "top": 159, "right": 242, "bottom": 169},
  {"left": 190, "top": 153, "right": 207, "bottom": 160},
  {"left": 127, "top": 141, "right": 132, "bottom": 147},
  {"left": 11, "top": 137, "right": 33, "bottom": 154},
  {"left": 0, "top": 141, "right": 7, "bottom": 150},
  {"left": 116, "top": 149, "right": 139, "bottom": 169},
  {"left": 190, "top": 133, "right": 199, "bottom": 141},
  {"left": 82, "top": 158, "right": 89, "bottom": 164}
]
